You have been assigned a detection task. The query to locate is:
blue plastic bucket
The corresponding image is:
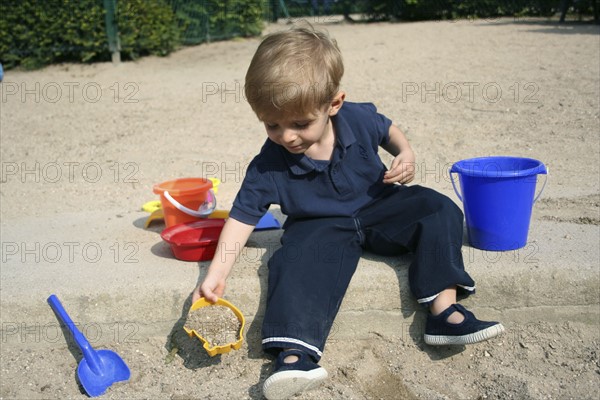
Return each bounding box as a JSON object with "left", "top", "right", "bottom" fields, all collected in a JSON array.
[{"left": 450, "top": 156, "right": 547, "bottom": 251}]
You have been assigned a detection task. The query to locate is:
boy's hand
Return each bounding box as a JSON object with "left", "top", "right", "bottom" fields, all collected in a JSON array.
[
  {"left": 382, "top": 124, "right": 416, "bottom": 184},
  {"left": 192, "top": 272, "right": 226, "bottom": 304},
  {"left": 190, "top": 218, "right": 255, "bottom": 305},
  {"left": 383, "top": 149, "right": 416, "bottom": 184}
]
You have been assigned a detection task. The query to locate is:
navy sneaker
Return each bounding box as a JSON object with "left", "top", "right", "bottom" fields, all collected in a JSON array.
[
  {"left": 263, "top": 349, "right": 328, "bottom": 400},
  {"left": 424, "top": 303, "right": 505, "bottom": 345}
]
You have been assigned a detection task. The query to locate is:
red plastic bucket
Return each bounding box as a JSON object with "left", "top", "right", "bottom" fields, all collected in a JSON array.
[
  {"left": 153, "top": 178, "right": 216, "bottom": 228},
  {"left": 160, "top": 219, "right": 226, "bottom": 261}
]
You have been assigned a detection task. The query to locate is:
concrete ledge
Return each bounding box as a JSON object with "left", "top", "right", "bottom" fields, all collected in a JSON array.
[{"left": 1, "top": 211, "right": 598, "bottom": 351}]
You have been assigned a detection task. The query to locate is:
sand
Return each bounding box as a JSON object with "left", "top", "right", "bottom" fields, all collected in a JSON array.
[
  {"left": 185, "top": 305, "right": 241, "bottom": 348},
  {"left": 1, "top": 16, "right": 599, "bottom": 400}
]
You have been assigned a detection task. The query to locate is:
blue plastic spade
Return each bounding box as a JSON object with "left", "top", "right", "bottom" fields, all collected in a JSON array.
[
  {"left": 47, "top": 295, "right": 130, "bottom": 397},
  {"left": 255, "top": 212, "right": 281, "bottom": 231}
]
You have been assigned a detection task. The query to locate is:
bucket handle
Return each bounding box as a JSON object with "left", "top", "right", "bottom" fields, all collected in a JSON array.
[
  {"left": 533, "top": 171, "right": 548, "bottom": 204},
  {"left": 450, "top": 166, "right": 549, "bottom": 204},
  {"left": 449, "top": 170, "right": 463, "bottom": 202},
  {"left": 163, "top": 189, "right": 217, "bottom": 218}
]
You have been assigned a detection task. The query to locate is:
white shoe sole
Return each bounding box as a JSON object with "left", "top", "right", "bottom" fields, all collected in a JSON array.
[
  {"left": 263, "top": 367, "right": 328, "bottom": 400},
  {"left": 424, "top": 323, "right": 505, "bottom": 345}
]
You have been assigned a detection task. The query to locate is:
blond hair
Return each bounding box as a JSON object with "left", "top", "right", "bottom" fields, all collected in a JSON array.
[{"left": 244, "top": 24, "right": 344, "bottom": 120}]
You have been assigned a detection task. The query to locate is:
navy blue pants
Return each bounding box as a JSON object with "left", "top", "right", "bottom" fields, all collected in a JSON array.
[{"left": 261, "top": 185, "right": 475, "bottom": 361}]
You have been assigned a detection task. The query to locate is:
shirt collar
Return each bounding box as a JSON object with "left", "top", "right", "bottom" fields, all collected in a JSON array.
[{"left": 281, "top": 106, "right": 357, "bottom": 175}]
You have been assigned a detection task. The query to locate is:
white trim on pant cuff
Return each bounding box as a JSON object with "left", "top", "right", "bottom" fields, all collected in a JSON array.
[
  {"left": 262, "top": 337, "right": 323, "bottom": 357},
  {"left": 417, "top": 293, "right": 440, "bottom": 304},
  {"left": 417, "top": 285, "right": 476, "bottom": 304}
]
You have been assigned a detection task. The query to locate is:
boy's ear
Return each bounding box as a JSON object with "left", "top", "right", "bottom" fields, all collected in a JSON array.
[{"left": 328, "top": 92, "right": 346, "bottom": 116}]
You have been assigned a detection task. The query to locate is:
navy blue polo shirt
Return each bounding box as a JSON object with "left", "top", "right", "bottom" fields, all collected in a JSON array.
[{"left": 230, "top": 101, "right": 395, "bottom": 225}]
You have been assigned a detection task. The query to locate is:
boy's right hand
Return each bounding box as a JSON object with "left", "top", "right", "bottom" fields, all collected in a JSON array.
[
  {"left": 190, "top": 217, "right": 255, "bottom": 304},
  {"left": 192, "top": 273, "right": 226, "bottom": 304}
]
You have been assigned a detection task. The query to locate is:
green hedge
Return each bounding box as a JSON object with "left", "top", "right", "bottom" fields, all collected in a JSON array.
[
  {"left": 119, "top": 0, "right": 181, "bottom": 60},
  {"left": 169, "top": 0, "right": 264, "bottom": 44},
  {"left": 0, "top": 0, "right": 107, "bottom": 69},
  {"left": 363, "top": 0, "right": 593, "bottom": 20},
  {"left": 452, "top": 0, "right": 562, "bottom": 18},
  {"left": 1, "top": 0, "right": 594, "bottom": 69},
  {"left": 0, "top": 0, "right": 263, "bottom": 69}
]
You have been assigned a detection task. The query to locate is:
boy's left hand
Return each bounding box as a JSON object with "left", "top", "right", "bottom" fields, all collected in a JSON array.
[{"left": 383, "top": 150, "right": 416, "bottom": 184}]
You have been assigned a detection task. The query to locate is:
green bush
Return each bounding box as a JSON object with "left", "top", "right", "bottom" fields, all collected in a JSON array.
[
  {"left": 118, "top": 0, "right": 181, "bottom": 59},
  {"left": 0, "top": 0, "right": 263, "bottom": 69},
  {"left": 0, "top": 0, "right": 107, "bottom": 69},
  {"left": 453, "top": 0, "right": 562, "bottom": 18},
  {"left": 362, "top": 0, "right": 582, "bottom": 21},
  {"left": 401, "top": 0, "right": 455, "bottom": 20},
  {"left": 169, "top": 0, "right": 264, "bottom": 44}
]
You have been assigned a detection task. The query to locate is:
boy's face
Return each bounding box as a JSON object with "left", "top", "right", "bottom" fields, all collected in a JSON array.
[{"left": 262, "top": 93, "right": 344, "bottom": 155}]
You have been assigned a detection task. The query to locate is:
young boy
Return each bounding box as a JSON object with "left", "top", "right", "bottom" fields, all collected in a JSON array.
[{"left": 192, "top": 25, "right": 504, "bottom": 400}]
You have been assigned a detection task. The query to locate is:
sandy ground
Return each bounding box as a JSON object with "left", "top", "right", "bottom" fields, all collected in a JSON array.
[{"left": 1, "top": 16, "right": 599, "bottom": 399}]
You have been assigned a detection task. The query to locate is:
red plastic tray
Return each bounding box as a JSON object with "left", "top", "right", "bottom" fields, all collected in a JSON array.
[{"left": 160, "top": 219, "right": 226, "bottom": 261}]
